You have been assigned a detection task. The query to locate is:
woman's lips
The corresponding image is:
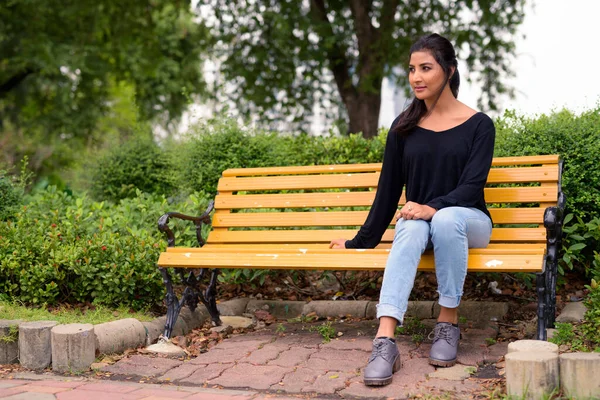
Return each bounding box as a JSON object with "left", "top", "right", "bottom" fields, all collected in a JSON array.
[{"left": 414, "top": 86, "right": 427, "bottom": 92}]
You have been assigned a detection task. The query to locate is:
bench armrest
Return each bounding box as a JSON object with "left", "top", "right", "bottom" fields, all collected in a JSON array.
[{"left": 157, "top": 200, "right": 214, "bottom": 247}]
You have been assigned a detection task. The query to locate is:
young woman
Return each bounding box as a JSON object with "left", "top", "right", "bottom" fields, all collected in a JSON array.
[{"left": 330, "top": 33, "right": 495, "bottom": 386}]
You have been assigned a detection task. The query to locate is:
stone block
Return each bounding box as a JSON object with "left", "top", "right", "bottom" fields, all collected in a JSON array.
[
  {"left": 560, "top": 352, "right": 600, "bottom": 399},
  {"left": 0, "top": 320, "right": 22, "bottom": 365},
  {"left": 146, "top": 340, "right": 186, "bottom": 358},
  {"left": 179, "top": 307, "right": 208, "bottom": 330},
  {"left": 51, "top": 324, "right": 96, "bottom": 373},
  {"left": 406, "top": 301, "right": 435, "bottom": 319},
  {"left": 18, "top": 320, "right": 58, "bottom": 370},
  {"left": 505, "top": 351, "right": 559, "bottom": 399},
  {"left": 246, "top": 300, "right": 305, "bottom": 319},
  {"left": 142, "top": 319, "right": 163, "bottom": 346},
  {"left": 303, "top": 301, "right": 369, "bottom": 318},
  {"left": 507, "top": 339, "right": 558, "bottom": 354},
  {"left": 217, "top": 298, "right": 250, "bottom": 316},
  {"left": 220, "top": 316, "right": 254, "bottom": 329},
  {"left": 94, "top": 318, "right": 146, "bottom": 355},
  {"left": 365, "top": 302, "right": 377, "bottom": 319},
  {"left": 152, "top": 316, "right": 188, "bottom": 337},
  {"left": 556, "top": 302, "right": 587, "bottom": 323},
  {"left": 434, "top": 301, "right": 508, "bottom": 328}
]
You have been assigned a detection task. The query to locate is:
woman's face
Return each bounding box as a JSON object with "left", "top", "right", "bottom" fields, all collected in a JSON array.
[{"left": 408, "top": 50, "right": 448, "bottom": 101}]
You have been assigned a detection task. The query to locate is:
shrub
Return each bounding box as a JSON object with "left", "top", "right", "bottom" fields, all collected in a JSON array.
[
  {"left": 0, "top": 187, "right": 208, "bottom": 309},
  {"left": 177, "top": 117, "right": 388, "bottom": 196},
  {"left": 495, "top": 107, "right": 600, "bottom": 219},
  {"left": 0, "top": 174, "right": 22, "bottom": 221},
  {"left": 91, "top": 136, "right": 179, "bottom": 202}
]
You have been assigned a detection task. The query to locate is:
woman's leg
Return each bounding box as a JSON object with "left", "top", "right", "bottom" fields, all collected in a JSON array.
[
  {"left": 376, "top": 218, "right": 431, "bottom": 336},
  {"left": 364, "top": 218, "right": 430, "bottom": 386},
  {"left": 428, "top": 206, "right": 492, "bottom": 366},
  {"left": 430, "top": 206, "right": 492, "bottom": 311}
]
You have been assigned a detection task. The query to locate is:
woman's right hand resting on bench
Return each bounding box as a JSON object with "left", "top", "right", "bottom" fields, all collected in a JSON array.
[{"left": 329, "top": 238, "right": 347, "bottom": 249}]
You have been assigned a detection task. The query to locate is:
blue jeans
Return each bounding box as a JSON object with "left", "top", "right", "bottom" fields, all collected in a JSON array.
[{"left": 376, "top": 206, "right": 493, "bottom": 324}]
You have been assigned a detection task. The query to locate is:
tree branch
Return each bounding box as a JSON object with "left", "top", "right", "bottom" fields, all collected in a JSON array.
[
  {"left": 0, "top": 68, "right": 37, "bottom": 98},
  {"left": 348, "top": 0, "right": 373, "bottom": 56},
  {"left": 309, "top": 0, "right": 356, "bottom": 101}
]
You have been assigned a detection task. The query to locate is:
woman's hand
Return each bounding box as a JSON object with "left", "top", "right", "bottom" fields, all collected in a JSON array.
[
  {"left": 396, "top": 201, "right": 437, "bottom": 221},
  {"left": 329, "top": 238, "right": 347, "bottom": 249}
]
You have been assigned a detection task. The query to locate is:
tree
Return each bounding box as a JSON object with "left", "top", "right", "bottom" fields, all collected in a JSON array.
[
  {"left": 201, "top": 0, "right": 526, "bottom": 138},
  {"left": 0, "top": 0, "right": 208, "bottom": 175}
]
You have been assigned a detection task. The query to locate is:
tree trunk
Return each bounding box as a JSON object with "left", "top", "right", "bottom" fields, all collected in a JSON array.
[{"left": 346, "top": 92, "right": 382, "bottom": 139}]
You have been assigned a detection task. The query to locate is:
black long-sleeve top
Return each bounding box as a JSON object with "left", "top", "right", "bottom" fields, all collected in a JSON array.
[{"left": 345, "top": 112, "right": 495, "bottom": 249}]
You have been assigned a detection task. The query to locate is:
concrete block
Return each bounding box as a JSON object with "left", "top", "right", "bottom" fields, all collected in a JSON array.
[
  {"left": 152, "top": 316, "right": 189, "bottom": 337},
  {"left": 217, "top": 298, "right": 250, "bottom": 316},
  {"left": 505, "top": 351, "right": 559, "bottom": 399},
  {"left": 434, "top": 301, "right": 508, "bottom": 328},
  {"left": 303, "top": 301, "right": 369, "bottom": 318},
  {"left": 247, "top": 300, "right": 305, "bottom": 319},
  {"left": 556, "top": 302, "right": 587, "bottom": 323},
  {"left": 142, "top": 319, "right": 164, "bottom": 345},
  {"left": 507, "top": 339, "right": 558, "bottom": 354},
  {"left": 179, "top": 307, "right": 208, "bottom": 330},
  {"left": 220, "top": 316, "right": 254, "bottom": 329},
  {"left": 0, "top": 320, "right": 22, "bottom": 365},
  {"left": 406, "top": 301, "right": 435, "bottom": 319},
  {"left": 18, "top": 320, "right": 58, "bottom": 370},
  {"left": 366, "top": 302, "right": 377, "bottom": 319},
  {"left": 51, "top": 324, "right": 96, "bottom": 373},
  {"left": 94, "top": 318, "right": 146, "bottom": 355},
  {"left": 146, "top": 340, "right": 186, "bottom": 358},
  {"left": 560, "top": 352, "right": 600, "bottom": 399}
]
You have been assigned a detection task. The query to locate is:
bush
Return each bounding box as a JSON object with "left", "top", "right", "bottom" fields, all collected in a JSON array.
[
  {"left": 0, "top": 174, "right": 23, "bottom": 221},
  {"left": 177, "top": 117, "right": 387, "bottom": 196},
  {"left": 91, "top": 136, "right": 179, "bottom": 202},
  {"left": 0, "top": 187, "right": 208, "bottom": 309},
  {"left": 495, "top": 107, "right": 600, "bottom": 219}
]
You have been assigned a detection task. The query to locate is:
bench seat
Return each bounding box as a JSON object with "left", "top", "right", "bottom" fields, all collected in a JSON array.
[{"left": 155, "top": 154, "right": 565, "bottom": 341}]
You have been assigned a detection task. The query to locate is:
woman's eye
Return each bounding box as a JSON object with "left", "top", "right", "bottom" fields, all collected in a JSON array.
[
  {"left": 422, "top": 66, "right": 430, "bottom": 71},
  {"left": 408, "top": 67, "right": 415, "bottom": 72}
]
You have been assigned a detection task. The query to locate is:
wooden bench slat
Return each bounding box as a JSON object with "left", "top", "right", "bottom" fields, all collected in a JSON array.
[
  {"left": 215, "top": 186, "right": 557, "bottom": 209},
  {"left": 217, "top": 167, "right": 559, "bottom": 192},
  {"left": 212, "top": 208, "right": 545, "bottom": 228},
  {"left": 167, "top": 246, "right": 545, "bottom": 255},
  {"left": 222, "top": 155, "right": 560, "bottom": 177},
  {"left": 167, "top": 243, "right": 547, "bottom": 251},
  {"left": 206, "top": 227, "right": 547, "bottom": 243},
  {"left": 158, "top": 251, "right": 544, "bottom": 273}
]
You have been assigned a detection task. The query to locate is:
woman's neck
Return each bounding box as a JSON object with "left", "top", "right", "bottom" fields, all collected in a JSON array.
[{"left": 424, "top": 87, "right": 457, "bottom": 114}]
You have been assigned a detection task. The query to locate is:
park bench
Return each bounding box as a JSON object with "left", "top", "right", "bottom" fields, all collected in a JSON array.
[{"left": 157, "top": 155, "right": 565, "bottom": 341}]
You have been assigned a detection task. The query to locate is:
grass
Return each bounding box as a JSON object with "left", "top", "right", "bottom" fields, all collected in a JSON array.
[{"left": 0, "top": 301, "right": 156, "bottom": 325}]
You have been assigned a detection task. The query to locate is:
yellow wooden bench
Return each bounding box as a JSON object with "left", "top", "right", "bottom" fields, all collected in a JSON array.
[{"left": 157, "top": 155, "right": 565, "bottom": 340}]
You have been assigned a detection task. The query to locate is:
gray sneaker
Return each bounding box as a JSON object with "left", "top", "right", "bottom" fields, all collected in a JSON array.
[
  {"left": 429, "top": 322, "right": 460, "bottom": 367},
  {"left": 363, "top": 338, "right": 401, "bottom": 386}
]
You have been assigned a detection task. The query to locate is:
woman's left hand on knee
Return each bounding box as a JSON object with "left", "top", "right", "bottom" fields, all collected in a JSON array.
[{"left": 398, "top": 202, "right": 437, "bottom": 221}]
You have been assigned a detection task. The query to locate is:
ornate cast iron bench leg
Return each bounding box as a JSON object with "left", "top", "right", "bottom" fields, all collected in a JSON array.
[{"left": 157, "top": 201, "right": 222, "bottom": 340}]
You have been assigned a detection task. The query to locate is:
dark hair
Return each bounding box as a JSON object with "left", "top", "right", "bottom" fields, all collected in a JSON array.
[{"left": 394, "top": 33, "right": 460, "bottom": 136}]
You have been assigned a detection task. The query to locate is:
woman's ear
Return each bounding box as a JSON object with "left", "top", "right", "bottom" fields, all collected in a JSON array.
[{"left": 449, "top": 66, "right": 456, "bottom": 81}]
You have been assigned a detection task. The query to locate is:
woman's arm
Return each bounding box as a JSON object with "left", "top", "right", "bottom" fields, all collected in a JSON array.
[{"left": 344, "top": 122, "right": 405, "bottom": 249}]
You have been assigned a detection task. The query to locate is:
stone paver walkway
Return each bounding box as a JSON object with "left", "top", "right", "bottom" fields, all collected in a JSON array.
[{"left": 1, "top": 320, "right": 507, "bottom": 399}]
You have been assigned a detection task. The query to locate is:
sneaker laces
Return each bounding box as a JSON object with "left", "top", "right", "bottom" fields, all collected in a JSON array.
[
  {"left": 369, "top": 339, "right": 390, "bottom": 362},
  {"left": 428, "top": 323, "right": 453, "bottom": 344}
]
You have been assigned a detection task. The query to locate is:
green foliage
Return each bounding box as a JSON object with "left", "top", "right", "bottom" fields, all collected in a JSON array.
[
  {"left": 91, "top": 136, "right": 179, "bottom": 202},
  {"left": 548, "top": 322, "right": 587, "bottom": 352},
  {"left": 178, "top": 117, "right": 387, "bottom": 196},
  {"left": 495, "top": 108, "right": 600, "bottom": 219},
  {"left": 310, "top": 321, "right": 337, "bottom": 343},
  {"left": 0, "top": 174, "right": 23, "bottom": 221},
  {"left": 0, "top": 324, "right": 18, "bottom": 343},
  {"left": 0, "top": 186, "right": 205, "bottom": 309},
  {"left": 0, "top": 0, "right": 208, "bottom": 180},
  {"left": 201, "top": 1, "right": 525, "bottom": 137},
  {"left": 581, "top": 283, "right": 600, "bottom": 348},
  {"left": 560, "top": 214, "right": 600, "bottom": 278}
]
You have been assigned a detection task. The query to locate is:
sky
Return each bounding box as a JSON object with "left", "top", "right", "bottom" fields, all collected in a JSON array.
[{"left": 458, "top": 0, "right": 600, "bottom": 117}]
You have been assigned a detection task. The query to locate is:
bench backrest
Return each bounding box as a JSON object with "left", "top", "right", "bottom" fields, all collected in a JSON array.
[{"left": 206, "top": 155, "right": 561, "bottom": 247}]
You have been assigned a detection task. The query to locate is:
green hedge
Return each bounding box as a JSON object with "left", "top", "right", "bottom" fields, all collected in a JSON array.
[
  {"left": 0, "top": 187, "right": 208, "bottom": 309},
  {"left": 495, "top": 108, "right": 600, "bottom": 219}
]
